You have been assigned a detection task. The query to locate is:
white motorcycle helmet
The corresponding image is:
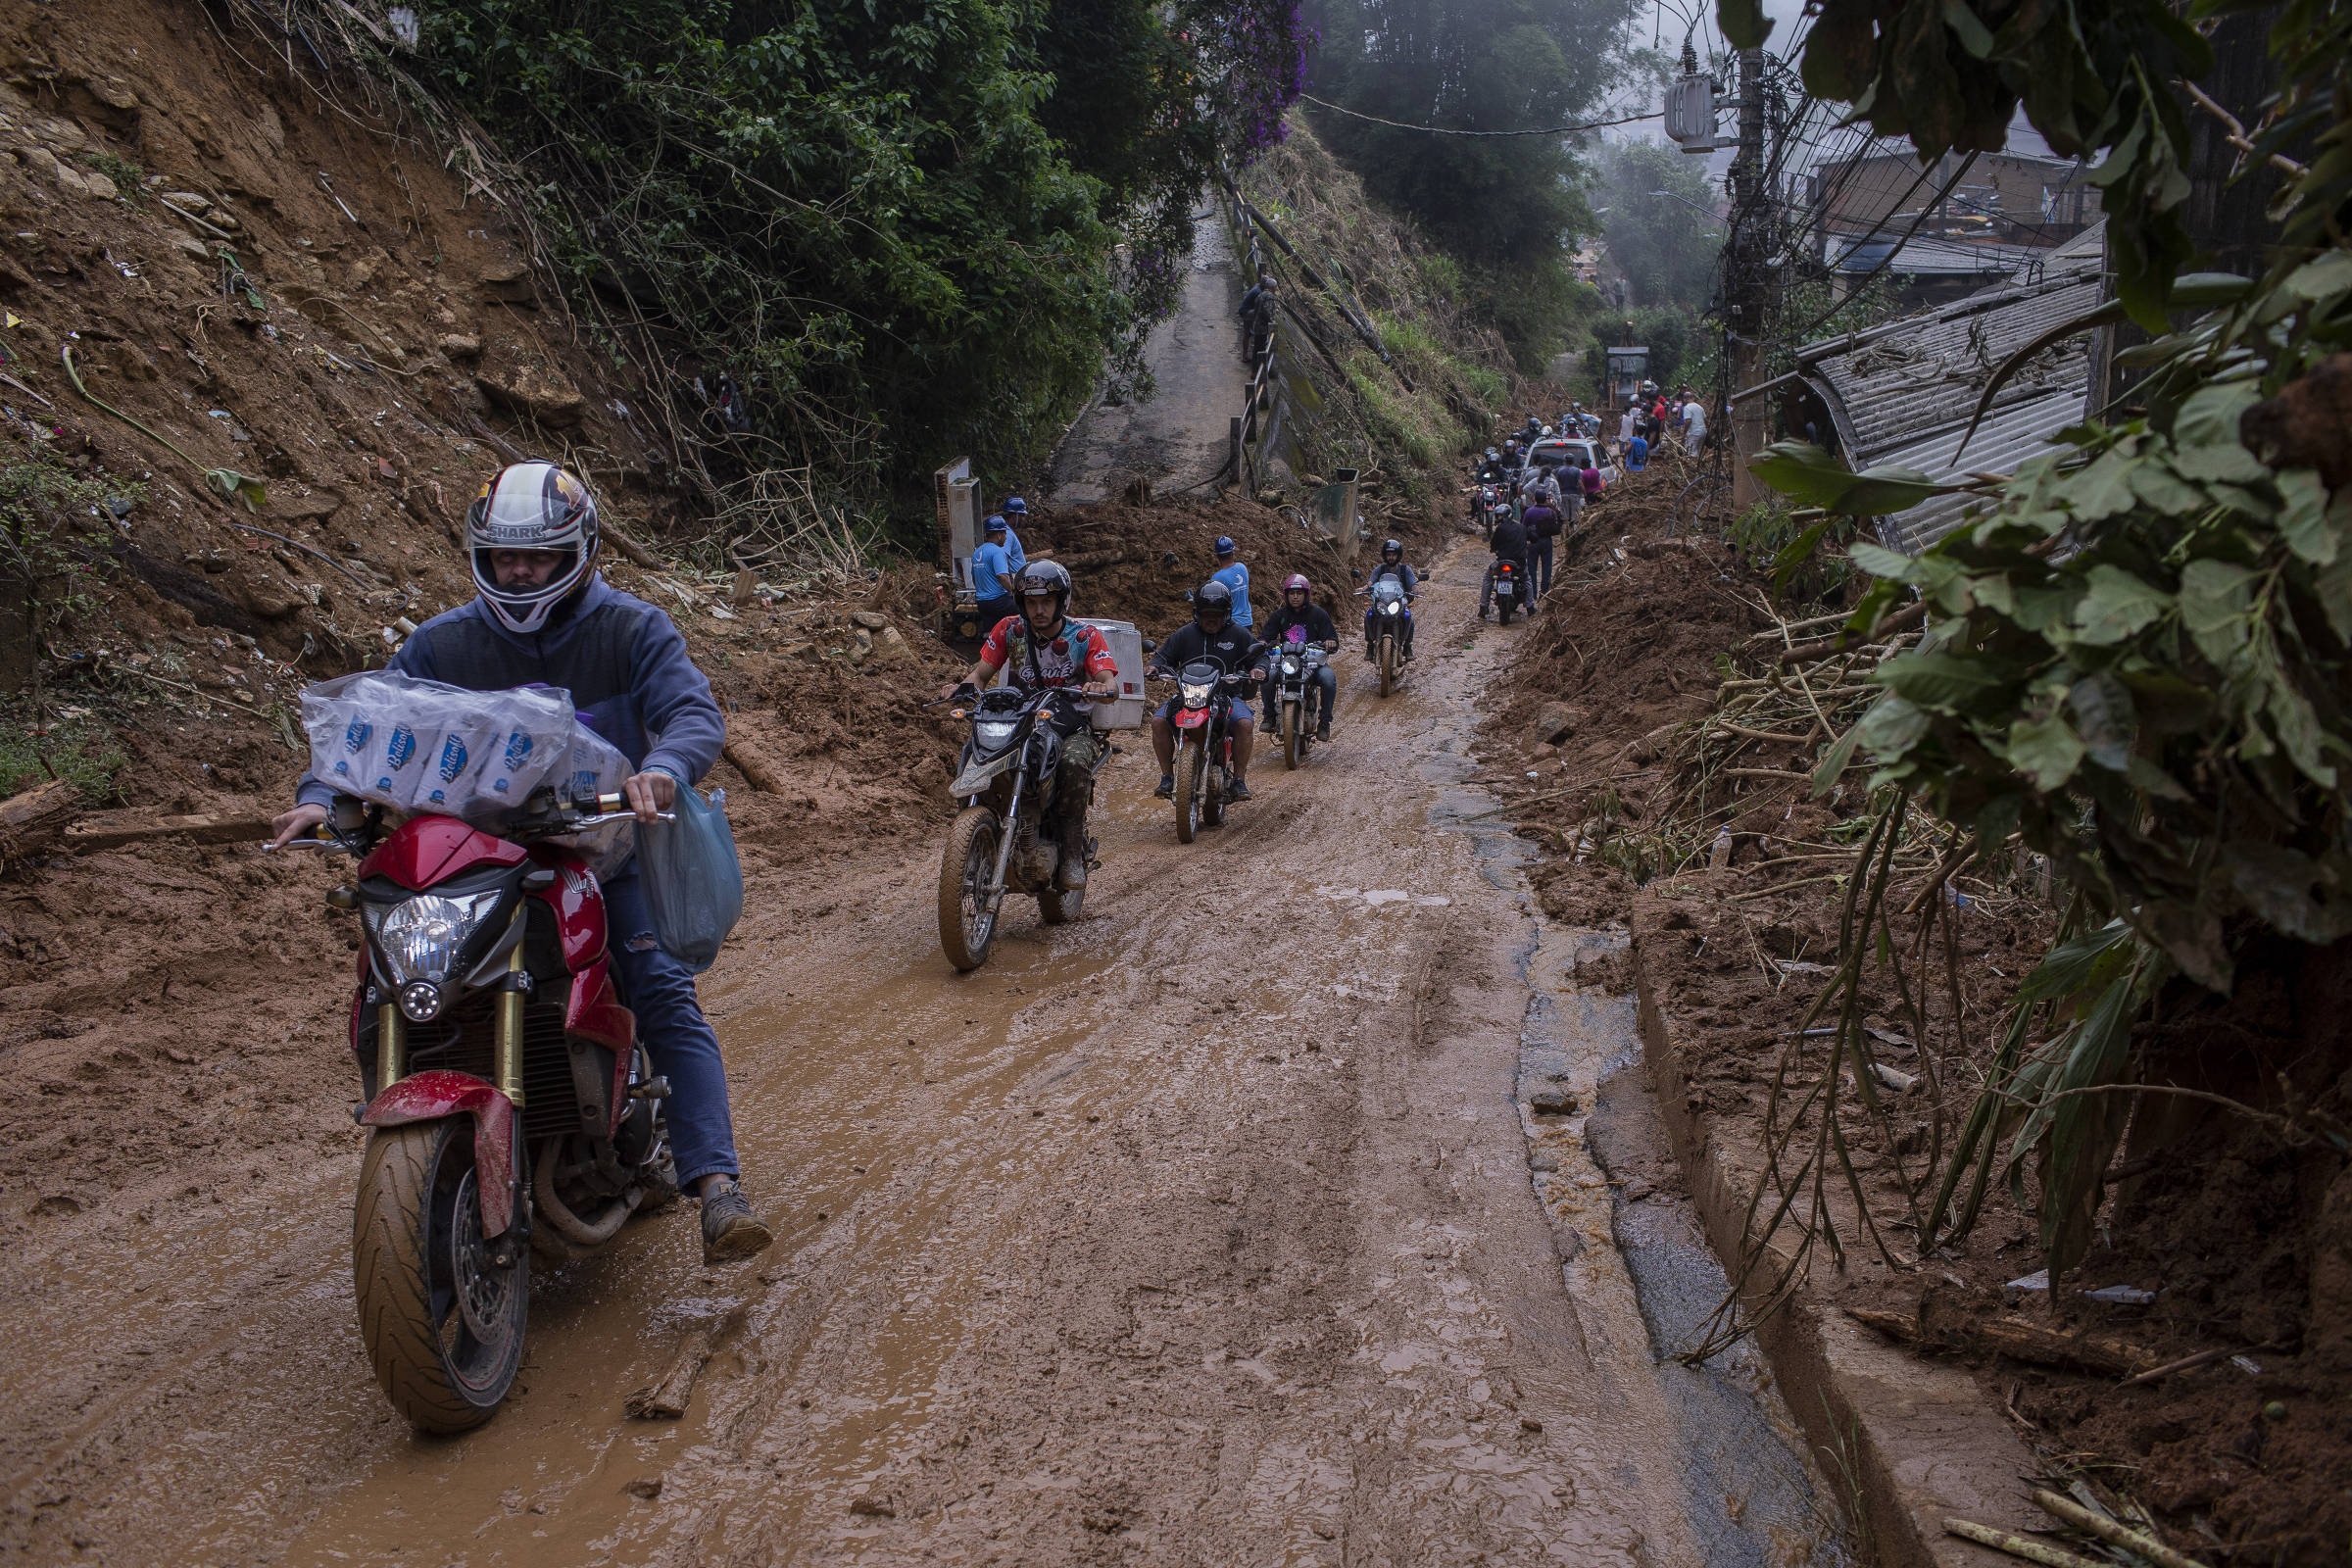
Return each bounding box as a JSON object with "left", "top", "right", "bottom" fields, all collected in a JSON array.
[{"left": 466, "top": 461, "right": 601, "bottom": 634}]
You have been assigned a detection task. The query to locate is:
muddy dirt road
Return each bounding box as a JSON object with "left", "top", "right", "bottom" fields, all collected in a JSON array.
[{"left": 5, "top": 545, "right": 1838, "bottom": 1566}]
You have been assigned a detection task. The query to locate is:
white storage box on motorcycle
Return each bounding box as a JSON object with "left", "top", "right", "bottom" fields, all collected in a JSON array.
[{"left": 1075, "top": 617, "right": 1146, "bottom": 729}]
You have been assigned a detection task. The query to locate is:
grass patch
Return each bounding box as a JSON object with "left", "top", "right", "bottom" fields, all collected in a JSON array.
[{"left": 0, "top": 712, "right": 125, "bottom": 803}]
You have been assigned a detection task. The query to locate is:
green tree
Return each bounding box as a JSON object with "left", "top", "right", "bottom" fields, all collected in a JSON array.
[
  {"left": 1593, "top": 140, "right": 1718, "bottom": 309},
  {"left": 1301, "top": 0, "right": 1644, "bottom": 366}
]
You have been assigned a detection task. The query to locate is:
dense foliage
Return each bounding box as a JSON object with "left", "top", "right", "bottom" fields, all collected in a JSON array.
[
  {"left": 1302, "top": 0, "right": 1647, "bottom": 366},
  {"left": 1747, "top": 0, "right": 2352, "bottom": 1278},
  {"left": 421, "top": 0, "right": 1309, "bottom": 504}
]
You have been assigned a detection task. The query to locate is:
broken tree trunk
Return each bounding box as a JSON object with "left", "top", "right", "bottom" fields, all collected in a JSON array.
[{"left": 0, "top": 779, "right": 85, "bottom": 867}]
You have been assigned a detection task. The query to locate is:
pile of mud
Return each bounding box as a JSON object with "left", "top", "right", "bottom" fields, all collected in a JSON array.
[{"left": 1476, "top": 468, "right": 2352, "bottom": 1564}]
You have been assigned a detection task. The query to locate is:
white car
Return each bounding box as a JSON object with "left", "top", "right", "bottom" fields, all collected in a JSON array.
[{"left": 1522, "top": 437, "right": 1623, "bottom": 492}]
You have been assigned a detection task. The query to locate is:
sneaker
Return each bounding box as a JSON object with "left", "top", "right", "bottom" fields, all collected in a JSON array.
[
  {"left": 1153, "top": 772, "right": 1175, "bottom": 799},
  {"left": 699, "top": 1178, "right": 773, "bottom": 1264},
  {"left": 1227, "top": 777, "right": 1253, "bottom": 803},
  {"left": 1316, "top": 719, "right": 1331, "bottom": 742},
  {"left": 1364, "top": 647, "right": 1377, "bottom": 662}
]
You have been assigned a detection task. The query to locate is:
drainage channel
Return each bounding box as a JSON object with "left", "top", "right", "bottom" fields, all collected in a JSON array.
[{"left": 1427, "top": 746, "right": 1848, "bottom": 1568}]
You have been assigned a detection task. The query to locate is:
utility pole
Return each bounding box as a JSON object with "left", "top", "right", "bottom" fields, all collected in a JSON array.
[{"left": 1726, "top": 46, "right": 1769, "bottom": 507}]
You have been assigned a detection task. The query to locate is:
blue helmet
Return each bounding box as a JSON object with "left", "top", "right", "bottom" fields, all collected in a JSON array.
[
  {"left": 1213, "top": 535, "right": 1236, "bottom": 557},
  {"left": 1003, "top": 497, "right": 1028, "bottom": 515},
  {"left": 983, "top": 514, "right": 1007, "bottom": 535}
]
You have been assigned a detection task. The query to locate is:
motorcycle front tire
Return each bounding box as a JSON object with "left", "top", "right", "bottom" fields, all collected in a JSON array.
[
  {"left": 354, "top": 1119, "right": 527, "bottom": 1434},
  {"left": 1283, "top": 699, "right": 1303, "bottom": 770},
  {"left": 1378, "top": 635, "right": 1396, "bottom": 698},
  {"left": 1173, "top": 734, "right": 1203, "bottom": 844},
  {"left": 938, "top": 806, "right": 1002, "bottom": 971}
]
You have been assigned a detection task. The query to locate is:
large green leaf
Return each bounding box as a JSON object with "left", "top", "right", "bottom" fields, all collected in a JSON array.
[
  {"left": 2275, "top": 468, "right": 2339, "bottom": 565},
  {"left": 1878, "top": 651, "right": 2015, "bottom": 708},
  {"left": 2179, "top": 558, "right": 2255, "bottom": 668},
  {"left": 2001, "top": 711, "right": 2087, "bottom": 790},
  {"left": 1750, "top": 442, "right": 1958, "bottom": 515},
  {"left": 2068, "top": 564, "right": 2172, "bottom": 645},
  {"left": 2067, "top": 671, "right": 2136, "bottom": 771}
]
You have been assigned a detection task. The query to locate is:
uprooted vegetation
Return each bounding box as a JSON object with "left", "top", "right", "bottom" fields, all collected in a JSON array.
[{"left": 1481, "top": 456, "right": 2352, "bottom": 1562}]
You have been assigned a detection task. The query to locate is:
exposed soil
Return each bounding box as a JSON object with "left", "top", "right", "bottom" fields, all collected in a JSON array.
[{"left": 1477, "top": 466, "right": 2352, "bottom": 1565}]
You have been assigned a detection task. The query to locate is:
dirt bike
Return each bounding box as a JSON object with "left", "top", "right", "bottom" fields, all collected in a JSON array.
[
  {"left": 937, "top": 683, "right": 1102, "bottom": 970},
  {"left": 1163, "top": 659, "right": 1250, "bottom": 844},
  {"left": 272, "top": 789, "right": 680, "bottom": 1434},
  {"left": 1492, "top": 557, "right": 1525, "bottom": 624},
  {"left": 1267, "top": 629, "right": 1331, "bottom": 770},
  {"left": 1364, "top": 577, "right": 1412, "bottom": 697}
]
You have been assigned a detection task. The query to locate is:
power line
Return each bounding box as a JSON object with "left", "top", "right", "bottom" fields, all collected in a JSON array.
[
  {"left": 1297, "top": 94, "right": 1663, "bottom": 138},
  {"left": 1782, "top": 151, "right": 1985, "bottom": 344}
]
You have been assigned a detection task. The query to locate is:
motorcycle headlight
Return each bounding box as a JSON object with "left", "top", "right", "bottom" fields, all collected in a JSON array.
[
  {"left": 973, "top": 718, "right": 1019, "bottom": 751},
  {"left": 366, "top": 892, "right": 503, "bottom": 985},
  {"left": 1381, "top": 601, "right": 1401, "bottom": 615},
  {"left": 1180, "top": 680, "right": 1213, "bottom": 705},
  {"left": 1282, "top": 658, "right": 1299, "bottom": 675}
]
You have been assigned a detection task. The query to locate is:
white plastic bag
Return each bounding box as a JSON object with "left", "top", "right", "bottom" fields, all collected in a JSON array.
[{"left": 302, "top": 672, "right": 590, "bottom": 822}]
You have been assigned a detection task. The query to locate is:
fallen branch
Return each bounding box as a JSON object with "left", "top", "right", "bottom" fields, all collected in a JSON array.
[
  {"left": 1943, "top": 1518, "right": 2107, "bottom": 1568},
  {"left": 2032, "top": 1489, "right": 2210, "bottom": 1568},
  {"left": 721, "top": 739, "right": 784, "bottom": 794},
  {"left": 66, "top": 809, "right": 278, "bottom": 853},
  {"left": 1846, "top": 1307, "right": 2158, "bottom": 1377},
  {"left": 0, "top": 780, "right": 84, "bottom": 867},
  {"left": 1775, "top": 601, "right": 1928, "bottom": 666},
  {"left": 624, "top": 1329, "right": 712, "bottom": 1419},
  {"left": 2115, "top": 1342, "right": 2271, "bottom": 1388}
]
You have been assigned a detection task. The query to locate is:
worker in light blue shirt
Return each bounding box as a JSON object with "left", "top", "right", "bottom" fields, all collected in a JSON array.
[
  {"left": 970, "top": 515, "right": 1016, "bottom": 629},
  {"left": 1001, "top": 496, "right": 1030, "bottom": 573},
  {"left": 1627, "top": 433, "right": 1649, "bottom": 470},
  {"left": 1210, "top": 535, "right": 1251, "bottom": 629}
]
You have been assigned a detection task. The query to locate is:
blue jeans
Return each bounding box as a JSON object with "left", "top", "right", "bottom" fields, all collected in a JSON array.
[
  {"left": 1531, "top": 534, "right": 1554, "bottom": 595},
  {"left": 603, "top": 870, "right": 738, "bottom": 1189}
]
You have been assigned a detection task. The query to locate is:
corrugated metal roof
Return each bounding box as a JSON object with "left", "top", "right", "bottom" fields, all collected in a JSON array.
[
  {"left": 1869, "top": 387, "right": 2083, "bottom": 554},
  {"left": 1827, "top": 234, "right": 2037, "bottom": 277},
  {"left": 1801, "top": 270, "right": 2105, "bottom": 464}
]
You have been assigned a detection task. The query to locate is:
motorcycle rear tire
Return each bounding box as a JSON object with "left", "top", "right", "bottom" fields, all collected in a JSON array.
[
  {"left": 1283, "top": 700, "right": 1303, "bottom": 770},
  {"left": 1497, "top": 596, "right": 1516, "bottom": 625},
  {"left": 1378, "top": 635, "right": 1396, "bottom": 698},
  {"left": 1173, "top": 735, "right": 1202, "bottom": 844},
  {"left": 938, "top": 807, "right": 1002, "bottom": 971},
  {"left": 353, "top": 1119, "right": 527, "bottom": 1434}
]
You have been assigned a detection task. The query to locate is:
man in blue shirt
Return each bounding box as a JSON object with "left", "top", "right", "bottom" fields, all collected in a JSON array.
[
  {"left": 1210, "top": 535, "right": 1251, "bottom": 630},
  {"left": 1627, "top": 433, "right": 1649, "bottom": 471},
  {"left": 970, "top": 515, "right": 1016, "bottom": 629},
  {"left": 1001, "top": 496, "right": 1030, "bottom": 573}
]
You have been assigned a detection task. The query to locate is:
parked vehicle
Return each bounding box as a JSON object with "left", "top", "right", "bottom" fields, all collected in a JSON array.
[
  {"left": 1523, "top": 436, "right": 1622, "bottom": 492},
  {"left": 1267, "top": 628, "right": 1330, "bottom": 770},
  {"left": 273, "top": 789, "right": 680, "bottom": 1433},
  {"left": 1367, "top": 576, "right": 1411, "bottom": 697},
  {"left": 1165, "top": 658, "right": 1250, "bottom": 843},
  {"left": 938, "top": 684, "right": 1102, "bottom": 969}
]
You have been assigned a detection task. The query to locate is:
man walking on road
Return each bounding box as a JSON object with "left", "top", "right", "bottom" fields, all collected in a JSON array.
[
  {"left": 1240, "top": 273, "right": 1277, "bottom": 364},
  {"left": 971, "top": 515, "right": 1016, "bottom": 628},
  {"left": 1524, "top": 495, "right": 1561, "bottom": 598},
  {"left": 1210, "top": 535, "right": 1253, "bottom": 631}
]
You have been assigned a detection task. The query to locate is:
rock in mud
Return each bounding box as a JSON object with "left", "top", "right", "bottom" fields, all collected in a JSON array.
[
  {"left": 1528, "top": 1089, "right": 1578, "bottom": 1116},
  {"left": 438, "top": 333, "right": 482, "bottom": 361},
  {"left": 474, "top": 364, "right": 584, "bottom": 428},
  {"left": 623, "top": 1476, "right": 662, "bottom": 1500},
  {"left": 1532, "top": 702, "right": 1580, "bottom": 746}
]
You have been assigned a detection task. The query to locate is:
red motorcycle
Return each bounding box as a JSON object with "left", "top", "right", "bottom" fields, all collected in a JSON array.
[{"left": 281, "top": 790, "right": 678, "bottom": 1432}]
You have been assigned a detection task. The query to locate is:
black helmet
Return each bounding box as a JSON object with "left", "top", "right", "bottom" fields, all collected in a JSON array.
[
  {"left": 1194, "top": 579, "right": 1234, "bottom": 627},
  {"left": 1381, "top": 538, "right": 1402, "bottom": 562},
  {"left": 1017, "top": 560, "right": 1072, "bottom": 621}
]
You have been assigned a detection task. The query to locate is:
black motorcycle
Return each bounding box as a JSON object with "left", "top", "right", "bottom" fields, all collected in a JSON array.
[
  {"left": 1493, "top": 557, "right": 1526, "bottom": 624},
  {"left": 1266, "top": 630, "right": 1330, "bottom": 769},
  {"left": 938, "top": 684, "right": 1102, "bottom": 970}
]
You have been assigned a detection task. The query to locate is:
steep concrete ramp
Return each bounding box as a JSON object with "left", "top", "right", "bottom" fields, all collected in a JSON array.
[{"left": 1047, "top": 216, "right": 1245, "bottom": 504}]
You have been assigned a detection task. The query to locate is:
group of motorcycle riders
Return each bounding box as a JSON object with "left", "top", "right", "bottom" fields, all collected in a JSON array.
[{"left": 261, "top": 435, "right": 1561, "bottom": 1278}]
